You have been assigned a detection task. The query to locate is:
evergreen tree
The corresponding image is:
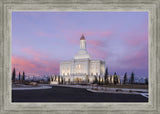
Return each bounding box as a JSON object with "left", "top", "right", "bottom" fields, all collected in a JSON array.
[
  {"left": 22, "top": 71, "right": 25, "bottom": 83},
  {"left": 58, "top": 76, "right": 60, "bottom": 83},
  {"left": 104, "top": 67, "right": 108, "bottom": 85},
  {"left": 98, "top": 76, "right": 101, "bottom": 85},
  {"left": 86, "top": 75, "right": 89, "bottom": 83},
  {"left": 114, "top": 72, "right": 118, "bottom": 85},
  {"left": 130, "top": 72, "right": 134, "bottom": 84},
  {"left": 145, "top": 77, "right": 148, "bottom": 85},
  {"left": 95, "top": 76, "right": 98, "bottom": 84},
  {"left": 123, "top": 72, "right": 127, "bottom": 84},
  {"left": 61, "top": 77, "right": 63, "bottom": 84},
  {"left": 117, "top": 76, "right": 119, "bottom": 84},
  {"left": 101, "top": 78, "right": 104, "bottom": 85},
  {"left": 12, "top": 68, "right": 16, "bottom": 83},
  {"left": 55, "top": 75, "right": 57, "bottom": 80},
  {"left": 19, "top": 72, "right": 21, "bottom": 82},
  {"left": 51, "top": 76, "right": 53, "bottom": 81},
  {"left": 93, "top": 76, "right": 98, "bottom": 84},
  {"left": 110, "top": 75, "right": 112, "bottom": 83},
  {"left": 47, "top": 76, "right": 50, "bottom": 83},
  {"left": 68, "top": 78, "right": 70, "bottom": 84}
]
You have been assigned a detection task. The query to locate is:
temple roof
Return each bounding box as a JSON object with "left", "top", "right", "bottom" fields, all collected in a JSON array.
[{"left": 80, "top": 34, "right": 85, "bottom": 40}]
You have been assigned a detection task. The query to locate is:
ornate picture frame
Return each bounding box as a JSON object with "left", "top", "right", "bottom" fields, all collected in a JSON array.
[{"left": 0, "top": 0, "right": 160, "bottom": 114}]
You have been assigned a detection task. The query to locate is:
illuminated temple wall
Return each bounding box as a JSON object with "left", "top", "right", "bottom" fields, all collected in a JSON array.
[{"left": 59, "top": 35, "right": 106, "bottom": 83}]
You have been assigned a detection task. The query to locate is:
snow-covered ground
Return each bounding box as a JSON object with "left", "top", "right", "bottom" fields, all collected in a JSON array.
[{"left": 12, "top": 84, "right": 52, "bottom": 90}]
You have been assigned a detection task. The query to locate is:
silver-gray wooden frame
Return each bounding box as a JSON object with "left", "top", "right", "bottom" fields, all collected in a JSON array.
[{"left": 0, "top": 0, "right": 160, "bottom": 114}]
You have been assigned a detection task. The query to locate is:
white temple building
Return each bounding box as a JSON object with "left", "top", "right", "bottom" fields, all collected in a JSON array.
[{"left": 59, "top": 34, "right": 105, "bottom": 84}]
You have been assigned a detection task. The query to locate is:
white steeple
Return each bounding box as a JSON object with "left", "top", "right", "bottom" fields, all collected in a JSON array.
[
  {"left": 74, "top": 34, "right": 91, "bottom": 59},
  {"left": 80, "top": 34, "right": 86, "bottom": 50}
]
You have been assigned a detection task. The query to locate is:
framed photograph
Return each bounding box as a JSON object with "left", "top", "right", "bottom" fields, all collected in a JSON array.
[{"left": 0, "top": 0, "right": 160, "bottom": 114}]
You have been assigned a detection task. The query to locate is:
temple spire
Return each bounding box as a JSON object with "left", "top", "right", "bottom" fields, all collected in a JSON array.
[
  {"left": 74, "top": 34, "right": 91, "bottom": 59},
  {"left": 80, "top": 34, "right": 85, "bottom": 40},
  {"left": 80, "top": 34, "right": 86, "bottom": 50}
]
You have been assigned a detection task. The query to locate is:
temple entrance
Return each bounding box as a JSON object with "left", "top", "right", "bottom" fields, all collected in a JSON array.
[{"left": 74, "top": 78, "right": 82, "bottom": 84}]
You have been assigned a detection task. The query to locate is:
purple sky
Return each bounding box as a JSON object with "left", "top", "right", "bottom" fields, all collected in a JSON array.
[{"left": 12, "top": 12, "right": 148, "bottom": 77}]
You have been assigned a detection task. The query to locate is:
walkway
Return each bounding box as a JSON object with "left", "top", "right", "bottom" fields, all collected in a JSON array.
[{"left": 53, "top": 84, "right": 148, "bottom": 98}]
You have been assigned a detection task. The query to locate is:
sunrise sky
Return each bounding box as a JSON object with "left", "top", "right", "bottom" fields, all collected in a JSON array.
[{"left": 12, "top": 12, "right": 148, "bottom": 77}]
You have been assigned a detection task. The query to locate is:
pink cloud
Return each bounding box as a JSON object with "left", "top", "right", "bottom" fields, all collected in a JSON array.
[
  {"left": 36, "top": 32, "right": 52, "bottom": 37},
  {"left": 12, "top": 56, "right": 60, "bottom": 76},
  {"left": 125, "top": 34, "right": 148, "bottom": 46},
  {"left": 124, "top": 24, "right": 148, "bottom": 46},
  {"left": 116, "top": 45, "right": 148, "bottom": 69},
  {"left": 105, "top": 45, "right": 148, "bottom": 76},
  {"left": 82, "top": 31, "right": 112, "bottom": 38},
  {"left": 88, "top": 39, "right": 105, "bottom": 47},
  {"left": 100, "top": 31, "right": 112, "bottom": 37},
  {"left": 36, "top": 31, "right": 61, "bottom": 39},
  {"left": 68, "top": 36, "right": 79, "bottom": 45},
  {"left": 61, "top": 31, "right": 112, "bottom": 47},
  {"left": 12, "top": 56, "right": 41, "bottom": 73},
  {"left": 33, "top": 57, "right": 48, "bottom": 64},
  {"left": 35, "top": 30, "right": 112, "bottom": 47},
  {"left": 21, "top": 48, "right": 48, "bottom": 58},
  {"left": 15, "top": 48, "right": 61, "bottom": 75},
  {"left": 88, "top": 48, "right": 107, "bottom": 59}
]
